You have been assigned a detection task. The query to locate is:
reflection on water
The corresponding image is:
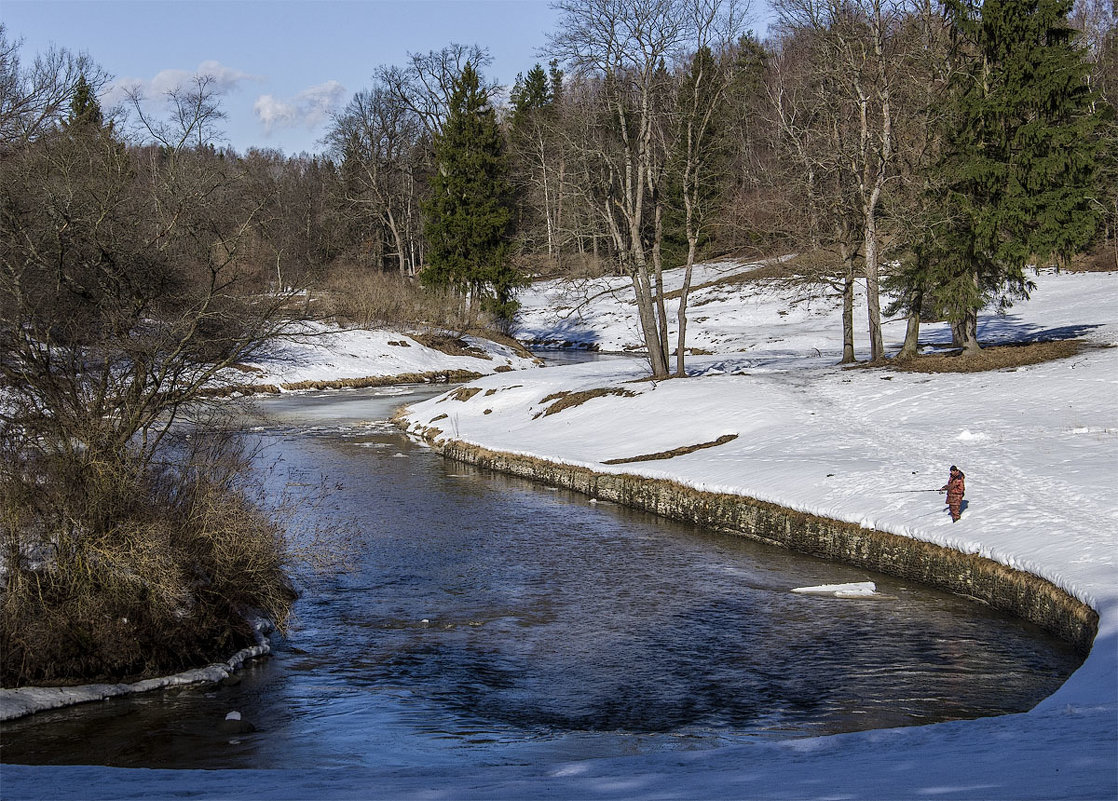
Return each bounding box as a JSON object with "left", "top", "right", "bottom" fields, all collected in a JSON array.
[{"left": 1, "top": 385, "right": 1081, "bottom": 770}]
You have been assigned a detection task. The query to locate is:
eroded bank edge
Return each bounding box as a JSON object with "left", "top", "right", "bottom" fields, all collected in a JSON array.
[
  {"left": 208, "top": 370, "right": 487, "bottom": 397},
  {"left": 0, "top": 624, "right": 272, "bottom": 722},
  {"left": 429, "top": 437, "right": 1099, "bottom": 655}
]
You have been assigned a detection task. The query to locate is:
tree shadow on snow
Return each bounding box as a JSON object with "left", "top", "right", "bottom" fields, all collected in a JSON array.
[
  {"left": 514, "top": 317, "right": 603, "bottom": 351},
  {"left": 920, "top": 316, "right": 1104, "bottom": 348}
]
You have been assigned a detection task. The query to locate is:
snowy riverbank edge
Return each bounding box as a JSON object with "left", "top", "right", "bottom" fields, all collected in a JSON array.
[
  {"left": 0, "top": 627, "right": 271, "bottom": 723},
  {"left": 3, "top": 269, "right": 1116, "bottom": 800}
]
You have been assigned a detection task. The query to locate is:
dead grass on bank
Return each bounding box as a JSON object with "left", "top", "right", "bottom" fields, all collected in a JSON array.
[
  {"left": 889, "top": 339, "right": 1086, "bottom": 373},
  {"left": 412, "top": 333, "right": 491, "bottom": 360},
  {"left": 207, "top": 370, "right": 486, "bottom": 398},
  {"left": 1, "top": 435, "right": 296, "bottom": 687},
  {"left": 537, "top": 387, "right": 638, "bottom": 418},
  {"left": 603, "top": 434, "right": 739, "bottom": 465}
]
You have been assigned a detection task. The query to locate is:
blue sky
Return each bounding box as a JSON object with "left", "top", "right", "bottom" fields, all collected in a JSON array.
[{"left": 3, "top": 0, "right": 773, "bottom": 157}]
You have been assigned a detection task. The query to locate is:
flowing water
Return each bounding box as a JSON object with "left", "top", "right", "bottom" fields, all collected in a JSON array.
[{"left": 1, "top": 383, "right": 1080, "bottom": 770}]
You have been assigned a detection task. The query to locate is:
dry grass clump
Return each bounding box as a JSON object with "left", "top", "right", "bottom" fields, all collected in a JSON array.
[
  {"left": 319, "top": 269, "right": 475, "bottom": 331},
  {"left": 281, "top": 371, "right": 483, "bottom": 392},
  {"left": 319, "top": 268, "right": 524, "bottom": 343},
  {"left": 449, "top": 387, "right": 483, "bottom": 402},
  {"left": 413, "top": 333, "right": 491, "bottom": 360},
  {"left": 891, "top": 339, "right": 1083, "bottom": 373},
  {"left": 603, "top": 434, "right": 739, "bottom": 465},
  {"left": 1, "top": 431, "right": 295, "bottom": 687},
  {"left": 538, "top": 387, "right": 638, "bottom": 417}
]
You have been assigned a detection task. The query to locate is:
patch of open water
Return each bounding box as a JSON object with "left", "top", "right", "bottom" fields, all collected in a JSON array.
[{"left": 1, "top": 385, "right": 1080, "bottom": 770}]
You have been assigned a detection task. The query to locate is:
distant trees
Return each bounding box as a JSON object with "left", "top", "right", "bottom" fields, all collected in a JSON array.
[
  {"left": 508, "top": 61, "right": 565, "bottom": 264},
  {"left": 1073, "top": 0, "right": 1117, "bottom": 269},
  {"left": 0, "top": 24, "right": 107, "bottom": 146},
  {"left": 310, "top": 0, "right": 1113, "bottom": 364},
  {"left": 766, "top": 0, "right": 1109, "bottom": 358},
  {"left": 327, "top": 85, "right": 424, "bottom": 275},
  {"left": 4, "top": 0, "right": 1109, "bottom": 385}
]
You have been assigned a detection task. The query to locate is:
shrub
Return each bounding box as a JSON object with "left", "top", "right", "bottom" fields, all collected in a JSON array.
[
  {"left": 0, "top": 425, "right": 295, "bottom": 687},
  {"left": 319, "top": 265, "right": 522, "bottom": 336}
]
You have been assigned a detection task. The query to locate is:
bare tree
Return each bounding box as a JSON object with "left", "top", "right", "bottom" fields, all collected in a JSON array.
[
  {"left": 550, "top": 0, "right": 746, "bottom": 378},
  {"left": 770, "top": 0, "right": 902, "bottom": 362},
  {"left": 884, "top": 0, "right": 956, "bottom": 359},
  {"left": 1, "top": 53, "right": 301, "bottom": 683},
  {"left": 124, "top": 73, "right": 228, "bottom": 152},
  {"left": 0, "top": 25, "right": 107, "bottom": 148},
  {"left": 327, "top": 84, "right": 424, "bottom": 275},
  {"left": 375, "top": 43, "right": 495, "bottom": 137},
  {"left": 766, "top": 25, "right": 863, "bottom": 363},
  {"left": 674, "top": 1, "right": 750, "bottom": 375}
]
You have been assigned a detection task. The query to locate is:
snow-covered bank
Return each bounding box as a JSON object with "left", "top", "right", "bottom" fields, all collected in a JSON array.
[
  {"left": 3, "top": 268, "right": 1115, "bottom": 799},
  {"left": 232, "top": 323, "right": 541, "bottom": 391},
  {"left": 0, "top": 627, "right": 271, "bottom": 723},
  {"left": 396, "top": 266, "right": 1117, "bottom": 798}
]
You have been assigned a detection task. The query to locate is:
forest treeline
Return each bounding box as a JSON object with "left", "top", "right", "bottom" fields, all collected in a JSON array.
[
  {"left": 327, "top": 0, "right": 1116, "bottom": 373},
  {"left": 0, "top": 0, "right": 1114, "bottom": 685},
  {"left": 5, "top": 1, "right": 1115, "bottom": 365}
]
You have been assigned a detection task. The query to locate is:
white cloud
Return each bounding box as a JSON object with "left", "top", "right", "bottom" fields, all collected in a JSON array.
[
  {"left": 104, "top": 60, "right": 258, "bottom": 107},
  {"left": 253, "top": 81, "right": 346, "bottom": 134}
]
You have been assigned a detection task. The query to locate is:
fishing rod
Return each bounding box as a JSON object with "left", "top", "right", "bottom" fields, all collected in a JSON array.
[{"left": 886, "top": 488, "right": 943, "bottom": 494}]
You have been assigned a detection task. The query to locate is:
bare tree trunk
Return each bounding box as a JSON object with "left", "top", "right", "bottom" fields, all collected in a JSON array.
[
  {"left": 676, "top": 236, "right": 698, "bottom": 377},
  {"left": 385, "top": 207, "right": 408, "bottom": 275},
  {"left": 633, "top": 259, "right": 670, "bottom": 377},
  {"left": 899, "top": 311, "right": 920, "bottom": 359},
  {"left": 863, "top": 210, "right": 885, "bottom": 361},
  {"left": 652, "top": 199, "right": 670, "bottom": 371},
  {"left": 840, "top": 245, "right": 857, "bottom": 364},
  {"left": 842, "top": 275, "right": 856, "bottom": 363}
]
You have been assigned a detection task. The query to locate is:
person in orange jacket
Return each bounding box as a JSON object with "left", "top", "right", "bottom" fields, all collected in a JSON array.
[{"left": 941, "top": 465, "right": 966, "bottom": 522}]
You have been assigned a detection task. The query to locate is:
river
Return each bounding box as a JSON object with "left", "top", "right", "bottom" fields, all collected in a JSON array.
[{"left": 0, "top": 383, "right": 1080, "bottom": 770}]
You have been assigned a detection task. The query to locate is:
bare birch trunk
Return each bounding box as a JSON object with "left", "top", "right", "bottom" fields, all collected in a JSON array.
[
  {"left": 652, "top": 200, "right": 670, "bottom": 371},
  {"left": 840, "top": 245, "right": 857, "bottom": 364}
]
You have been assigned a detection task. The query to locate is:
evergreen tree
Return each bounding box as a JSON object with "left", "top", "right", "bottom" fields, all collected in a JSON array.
[
  {"left": 934, "top": 0, "right": 1104, "bottom": 351},
  {"left": 421, "top": 62, "right": 520, "bottom": 323},
  {"left": 66, "top": 74, "right": 103, "bottom": 130},
  {"left": 510, "top": 63, "right": 553, "bottom": 128}
]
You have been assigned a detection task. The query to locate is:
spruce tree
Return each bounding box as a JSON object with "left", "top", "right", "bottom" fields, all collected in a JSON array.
[
  {"left": 66, "top": 74, "right": 103, "bottom": 130},
  {"left": 510, "top": 64, "right": 553, "bottom": 127},
  {"left": 934, "top": 0, "right": 1104, "bottom": 351},
  {"left": 421, "top": 63, "right": 520, "bottom": 323}
]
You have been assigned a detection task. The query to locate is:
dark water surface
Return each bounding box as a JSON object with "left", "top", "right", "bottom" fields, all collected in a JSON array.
[{"left": 2, "top": 385, "right": 1080, "bottom": 770}]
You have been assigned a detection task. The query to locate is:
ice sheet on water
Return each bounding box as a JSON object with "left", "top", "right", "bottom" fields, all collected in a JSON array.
[{"left": 791, "top": 581, "right": 878, "bottom": 598}]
